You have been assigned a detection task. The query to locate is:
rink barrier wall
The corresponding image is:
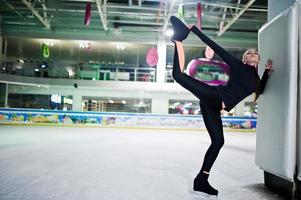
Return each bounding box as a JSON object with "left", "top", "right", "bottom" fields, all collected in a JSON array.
[{"left": 0, "top": 108, "right": 256, "bottom": 131}]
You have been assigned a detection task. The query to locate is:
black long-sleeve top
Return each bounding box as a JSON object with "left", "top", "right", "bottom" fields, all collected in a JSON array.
[{"left": 191, "top": 26, "right": 271, "bottom": 112}]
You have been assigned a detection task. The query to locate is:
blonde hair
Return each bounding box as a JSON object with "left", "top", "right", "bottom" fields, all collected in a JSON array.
[{"left": 242, "top": 48, "right": 260, "bottom": 64}]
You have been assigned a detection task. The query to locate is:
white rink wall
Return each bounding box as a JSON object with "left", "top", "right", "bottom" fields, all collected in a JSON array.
[{"left": 0, "top": 108, "right": 256, "bottom": 130}]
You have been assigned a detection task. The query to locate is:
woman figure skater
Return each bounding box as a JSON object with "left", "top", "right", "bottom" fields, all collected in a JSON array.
[{"left": 170, "top": 16, "right": 273, "bottom": 196}]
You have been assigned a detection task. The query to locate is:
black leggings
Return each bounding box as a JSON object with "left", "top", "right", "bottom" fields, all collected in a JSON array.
[{"left": 172, "top": 46, "right": 224, "bottom": 173}]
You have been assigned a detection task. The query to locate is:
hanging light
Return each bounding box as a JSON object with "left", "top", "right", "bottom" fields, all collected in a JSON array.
[
  {"left": 197, "top": 2, "right": 202, "bottom": 30},
  {"left": 165, "top": 29, "right": 174, "bottom": 37},
  {"left": 116, "top": 43, "right": 125, "bottom": 50},
  {"left": 84, "top": 2, "right": 91, "bottom": 26},
  {"left": 178, "top": 0, "right": 184, "bottom": 19}
]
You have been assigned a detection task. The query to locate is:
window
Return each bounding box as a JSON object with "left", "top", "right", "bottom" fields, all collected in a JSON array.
[{"left": 82, "top": 97, "right": 151, "bottom": 113}]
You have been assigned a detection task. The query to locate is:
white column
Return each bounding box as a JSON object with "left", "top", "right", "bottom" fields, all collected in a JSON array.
[
  {"left": 0, "top": 82, "right": 8, "bottom": 108},
  {"left": 156, "top": 33, "right": 167, "bottom": 83},
  {"left": 234, "top": 100, "right": 245, "bottom": 117},
  {"left": 0, "top": 17, "right": 2, "bottom": 65},
  {"left": 234, "top": 95, "right": 254, "bottom": 116},
  {"left": 5, "top": 83, "right": 8, "bottom": 108},
  {"left": 72, "top": 90, "right": 83, "bottom": 112},
  {"left": 151, "top": 94, "right": 169, "bottom": 114}
]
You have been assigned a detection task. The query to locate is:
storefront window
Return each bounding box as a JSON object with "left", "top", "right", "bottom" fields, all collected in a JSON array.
[
  {"left": 7, "top": 84, "right": 73, "bottom": 110},
  {"left": 244, "top": 102, "right": 257, "bottom": 117},
  {"left": 169, "top": 100, "right": 200, "bottom": 115},
  {"left": 82, "top": 97, "right": 151, "bottom": 113}
]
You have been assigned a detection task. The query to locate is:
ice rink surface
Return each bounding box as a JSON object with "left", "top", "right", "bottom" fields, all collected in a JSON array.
[{"left": 0, "top": 125, "right": 286, "bottom": 200}]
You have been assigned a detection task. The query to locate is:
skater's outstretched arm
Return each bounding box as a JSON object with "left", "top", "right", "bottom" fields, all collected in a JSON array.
[
  {"left": 260, "top": 59, "right": 273, "bottom": 93},
  {"left": 255, "top": 59, "right": 273, "bottom": 101},
  {"left": 259, "top": 70, "right": 270, "bottom": 94}
]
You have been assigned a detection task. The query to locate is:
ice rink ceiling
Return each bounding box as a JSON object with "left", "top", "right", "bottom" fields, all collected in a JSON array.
[{"left": 0, "top": 0, "right": 267, "bottom": 47}]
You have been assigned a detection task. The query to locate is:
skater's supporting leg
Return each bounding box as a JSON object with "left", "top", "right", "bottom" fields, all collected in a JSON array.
[
  {"left": 193, "top": 101, "right": 223, "bottom": 196},
  {"left": 193, "top": 171, "right": 218, "bottom": 196},
  {"left": 199, "top": 101, "right": 224, "bottom": 173}
]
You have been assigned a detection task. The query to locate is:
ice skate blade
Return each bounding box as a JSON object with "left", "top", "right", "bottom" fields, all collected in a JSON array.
[{"left": 190, "top": 190, "right": 218, "bottom": 199}]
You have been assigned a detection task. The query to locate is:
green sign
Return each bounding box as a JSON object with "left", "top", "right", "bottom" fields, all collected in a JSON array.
[{"left": 41, "top": 44, "right": 50, "bottom": 58}]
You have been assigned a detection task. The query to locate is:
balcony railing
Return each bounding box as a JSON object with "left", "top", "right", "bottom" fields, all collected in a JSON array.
[{"left": 1, "top": 64, "right": 157, "bottom": 82}]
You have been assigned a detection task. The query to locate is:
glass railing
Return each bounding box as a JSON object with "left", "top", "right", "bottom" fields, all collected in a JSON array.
[
  {"left": 1, "top": 64, "right": 157, "bottom": 82},
  {"left": 1, "top": 63, "right": 230, "bottom": 84},
  {"left": 96, "top": 66, "right": 156, "bottom": 82}
]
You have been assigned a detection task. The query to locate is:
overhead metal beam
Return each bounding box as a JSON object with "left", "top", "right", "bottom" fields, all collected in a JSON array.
[
  {"left": 182, "top": 1, "right": 266, "bottom": 12},
  {"left": 95, "top": 0, "right": 108, "bottom": 31},
  {"left": 40, "top": 0, "right": 48, "bottom": 19},
  {"left": 51, "top": 2, "right": 167, "bottom": 12},
  {"left": 162, "top": 0, "right": 176, "bottom": 32},
  {"left": 59, "top": 1, "right": 267, "bottom": 12},
  {"left": 156, "top": 0, "right": 164, "bottom": 23},
  {"left": 6, "top": 2, "right": 24, "bottom": 18},
  {"left": 217, "top": 0, "right": 255, "bottom": 36},
  {"left": 235, "top": 0, "right": 241, "bottom": 14},
  {"left": 109, "top": 20, "right": 163, "bottom": 26},
  {"left": 8, "top": 7, "right": 265, "bottom": 22},
  {"left": 3, "top": 26, "right": 258, "bottom": 48},
  {"left": 219, "top": 7, "right": 227, "bottom": 33},
  {"left": 108, "top": 4, "right": 165, "bottom": 11},
  {"left": 22, "top": 0, "right": 51, "bottom": 29},
  {"left": 61, "top": 0, "right": 95, "bottom": 2},
  {"left": 103, "top": 0, "right": 107, "bottom": 27}
]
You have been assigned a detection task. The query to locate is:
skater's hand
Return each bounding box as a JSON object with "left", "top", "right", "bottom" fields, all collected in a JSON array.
[{"left": 265, "top": 59, "right": 273, "bottom": 75}]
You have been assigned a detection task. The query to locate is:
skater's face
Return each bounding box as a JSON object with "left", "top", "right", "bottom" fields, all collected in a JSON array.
[{"left": 243, "top": 48, "right": 260, "bottom": 67}]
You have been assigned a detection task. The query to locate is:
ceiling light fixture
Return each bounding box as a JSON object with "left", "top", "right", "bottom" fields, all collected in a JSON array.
[
  {"left": 165, "top": 29, "right": 174, "bottom": 37},
  {"left": 116, "top": 43, "right": 125, "bottom": 50}
]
